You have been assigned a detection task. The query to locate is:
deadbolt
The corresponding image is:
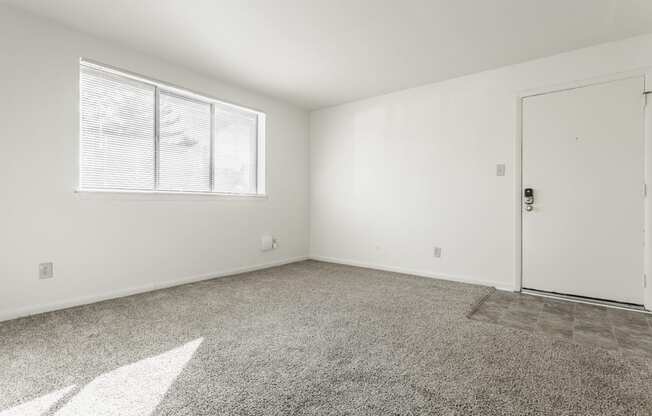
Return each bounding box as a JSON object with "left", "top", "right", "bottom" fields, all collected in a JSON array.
[{"left": 524, "top": 188, "right": 535, "bottom": 211}]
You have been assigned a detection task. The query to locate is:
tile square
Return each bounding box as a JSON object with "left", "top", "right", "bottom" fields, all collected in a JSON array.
[
  {"left": 499, "top": 310, "right": 538, "bottom": 332},
  {"left": 541, "top": 300, "right": 574, "bottom": 321},
  {"left": 574, "top": 317, "right": 612, "bottom": 333},
  {"left": 483, "top": 291, "right": 514, "bottom": 307},
  {"left": 607, "top": 309, "right": 650, "bottom": 333},
  {"left": 509, "top": 294, "right": 543, "bottom": 312},
  {"left": 574, "top": 303, "right": 608, "bottom": 321},
  {"left": 573, "top": 321, "right": 618, "bottom": 350},
  {"left": 536, "top": 318, "right": 573, "bottom": 340},
  {"left": 613, "top": 328, "right": 652, "bottom": 357}
]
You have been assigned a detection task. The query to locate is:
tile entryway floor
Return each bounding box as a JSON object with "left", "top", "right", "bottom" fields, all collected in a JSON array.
[{"left": 469, "top": 290, "right": 652, "bottom": 358}]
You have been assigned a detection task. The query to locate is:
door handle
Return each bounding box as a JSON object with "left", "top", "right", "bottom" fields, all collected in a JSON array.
[{"left": 524, "top": 188, "right": 534, "bottom": 211}]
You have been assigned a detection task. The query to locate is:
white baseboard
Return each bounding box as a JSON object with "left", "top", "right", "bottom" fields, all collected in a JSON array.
[
  {"left": 0, "top": 256, "right": 308, "bottom": 322},
  {"left": 309, "top": 255, "right": 514, "bottom": 292},
  {"left": 1, "top": 255, "right": 512, "bottom": 322}
]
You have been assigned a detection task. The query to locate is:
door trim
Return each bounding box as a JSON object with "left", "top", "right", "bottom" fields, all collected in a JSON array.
[{"left": 514, "top": 69, "right": 652, "bottom": 310}]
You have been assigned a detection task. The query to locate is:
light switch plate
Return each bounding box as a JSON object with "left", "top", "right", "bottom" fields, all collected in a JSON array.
[
  {"left": 496, "top": 164, "right": 506, "bottom": 176},
  {"left": 39, "top": 262, "right": 53, "bottom": 279}
]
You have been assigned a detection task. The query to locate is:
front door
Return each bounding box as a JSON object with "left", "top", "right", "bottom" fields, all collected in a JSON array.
[{"left": 522, "top": 77, "right": 645, "bottom": 305}]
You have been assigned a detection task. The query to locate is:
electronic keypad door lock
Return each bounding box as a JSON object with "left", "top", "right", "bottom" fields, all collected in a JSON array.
[{"left": 524, "top": 188, "right": 534, "bottom": 211}]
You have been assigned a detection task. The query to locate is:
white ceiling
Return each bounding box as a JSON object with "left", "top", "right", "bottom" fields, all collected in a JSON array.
[{"left": 4, "top": 0, "right": 652, "bottom": 109}]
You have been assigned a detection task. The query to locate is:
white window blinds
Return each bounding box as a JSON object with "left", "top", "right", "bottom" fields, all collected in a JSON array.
[
  {"left": 158, "top": 92, "right": 212, "bottom": 192},
  {"left": 78, "top": 61, "right": 265, "bottom": 195},
  {"left": 213, "top": 103, "right": 258, "bottom": 194},
  {"left": 80, "top": 65, "right": 155, "bottom": 190}
]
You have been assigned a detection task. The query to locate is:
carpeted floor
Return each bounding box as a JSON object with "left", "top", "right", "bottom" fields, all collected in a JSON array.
[{"left": 1, "top": 260, "right": 651, "bottom": 415}]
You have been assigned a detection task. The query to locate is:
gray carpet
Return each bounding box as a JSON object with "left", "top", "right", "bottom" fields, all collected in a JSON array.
[{"left": 1, "top": 260, "right": 651, "bottom": 415}]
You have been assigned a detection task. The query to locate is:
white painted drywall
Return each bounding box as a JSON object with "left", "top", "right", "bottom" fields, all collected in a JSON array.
[
  {"left": 310, "top": 33, "right": 652, "bottom": 298},
  {"left": 0, "top": 6, "right": 310, "bottom": 320}
]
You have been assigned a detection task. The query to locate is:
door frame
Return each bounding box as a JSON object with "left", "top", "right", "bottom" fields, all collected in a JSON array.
[{"left": 513, "top": 69, "right": 652, "bottom": 310}]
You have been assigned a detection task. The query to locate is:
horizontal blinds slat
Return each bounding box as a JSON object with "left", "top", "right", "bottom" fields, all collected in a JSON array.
[{"left": 80, "top": 65, "right": 155, "bottom": 190}]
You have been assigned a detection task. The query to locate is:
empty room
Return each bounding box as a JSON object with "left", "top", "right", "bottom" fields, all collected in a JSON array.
[{"left": 1, "top": 0, "right": 652, "bottom": 414}]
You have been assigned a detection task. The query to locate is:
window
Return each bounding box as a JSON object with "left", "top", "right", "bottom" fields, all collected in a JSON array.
[{"left": 79, "top": 61, "right": 265, "bottom": 195}]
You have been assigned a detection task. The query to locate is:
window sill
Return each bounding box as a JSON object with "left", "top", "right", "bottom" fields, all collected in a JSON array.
[{"left": 74, "top": 189, "right": 268, "bottom": 201}]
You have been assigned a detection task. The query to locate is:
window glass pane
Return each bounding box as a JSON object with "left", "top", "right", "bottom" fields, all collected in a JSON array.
[
  {"left": 158, "top": 92, "right": 211, "bottom": 192},
  {"left": 213, "top": 103, "right": 258, "bottom": 194},
  {"left": 80, "top": 66, "right": 155, "bottom": 190}
]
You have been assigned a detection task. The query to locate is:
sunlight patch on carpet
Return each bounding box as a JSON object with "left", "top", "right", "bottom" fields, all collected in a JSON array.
[
  {"left": 0, "top": 385, "right": 76, "bottom": 416},
  {"left": 54, "top": 338, "right": 203, "bottom": 416}
]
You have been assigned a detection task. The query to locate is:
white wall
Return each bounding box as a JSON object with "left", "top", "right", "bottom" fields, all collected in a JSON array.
[
  {"left": 0, "top": 6, "right": 310, "bottom": 321},
  {"left": 310, "top": 33, "right": 652, "bottom": 294}
]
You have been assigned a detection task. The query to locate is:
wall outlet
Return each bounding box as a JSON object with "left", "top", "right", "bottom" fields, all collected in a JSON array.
[
  {"left": 496, "top": 164, "right": 506, "bottom": 176},
  {"left": 433, "top": 247, "right": 442, "bottom": 258},
  {"left": 261, "top": 235, "right": 277, "bottom": 251},
  {"left": 39, "top": 262, "right": 54, "bottom": 279}
]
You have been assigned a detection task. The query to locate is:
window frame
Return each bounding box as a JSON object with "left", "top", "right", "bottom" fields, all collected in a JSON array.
[{"left": 76, "top": 59, "right": 267, "bottom": 198}]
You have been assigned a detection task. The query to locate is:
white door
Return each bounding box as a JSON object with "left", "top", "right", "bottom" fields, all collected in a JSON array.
[{"left": 522, "top": 77, "right": 645, "bottom": 305}]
